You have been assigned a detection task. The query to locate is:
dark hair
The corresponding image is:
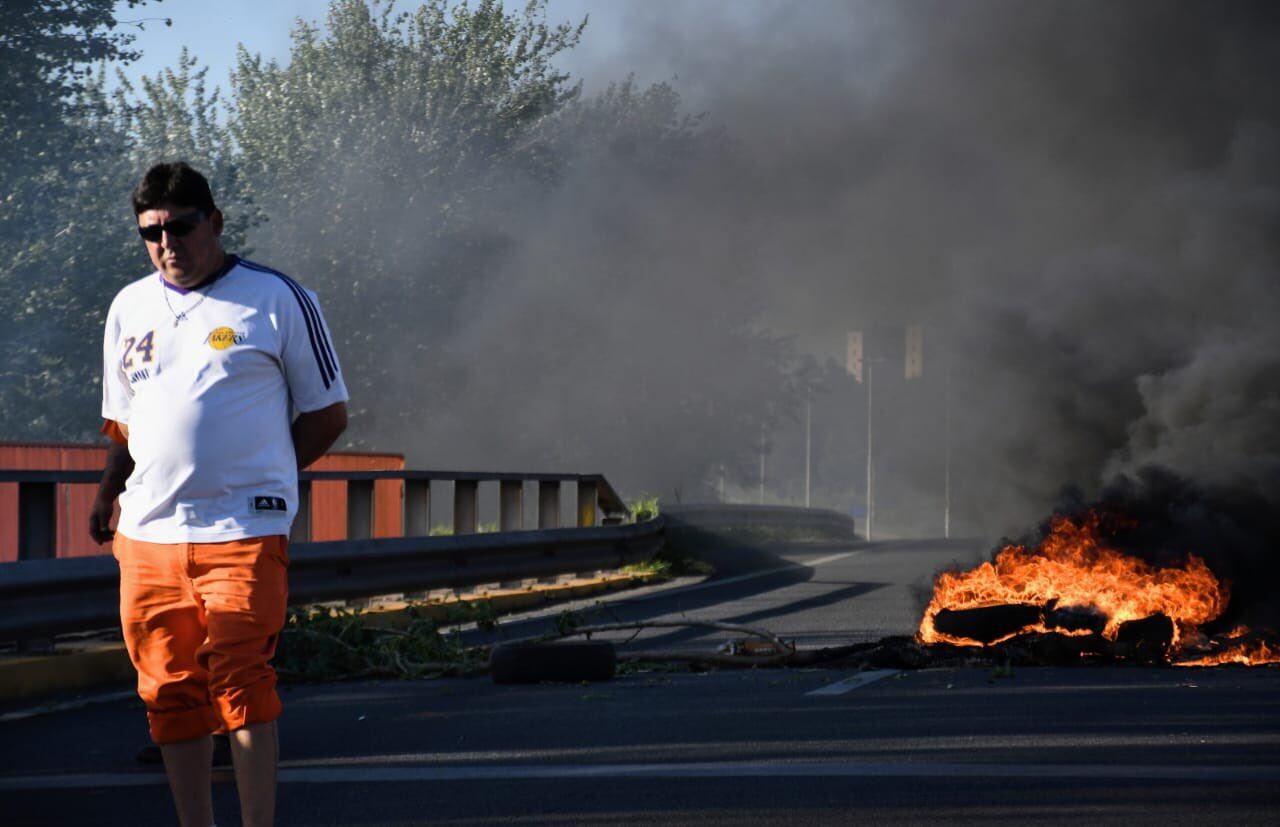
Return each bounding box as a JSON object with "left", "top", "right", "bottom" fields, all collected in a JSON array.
[{"left": 131, "top": 161, "right": 217, "bottom": 215}]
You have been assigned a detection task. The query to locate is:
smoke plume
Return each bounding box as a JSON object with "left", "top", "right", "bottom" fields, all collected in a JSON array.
[
  {"left": 486, "top": 0, "right": 1280, "bottom": 536},
  {"left": 248, "top": 0, "right": 1279, "bottom": 540}
]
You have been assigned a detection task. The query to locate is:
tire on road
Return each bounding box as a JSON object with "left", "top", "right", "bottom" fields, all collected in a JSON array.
[{"left": 489, "top": 640, "right": 617, "bottom": 684}]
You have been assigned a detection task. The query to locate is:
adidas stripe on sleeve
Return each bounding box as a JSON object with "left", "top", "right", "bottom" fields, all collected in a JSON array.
[{"left": 240, "top": 260, "right": 349, "bottom": 412}]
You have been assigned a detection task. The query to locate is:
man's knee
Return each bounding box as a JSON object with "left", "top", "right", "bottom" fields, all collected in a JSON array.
[
  {"left": 201, "top": 609, "right": 286, "bottom": 732},
  {"left": 210, "top": 675, "right": 283, "bottom": 732}
]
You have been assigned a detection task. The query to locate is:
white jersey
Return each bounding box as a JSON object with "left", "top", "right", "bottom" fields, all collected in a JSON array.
[{"left": 101, "top": 256, "right": 348, "bottom": 543}]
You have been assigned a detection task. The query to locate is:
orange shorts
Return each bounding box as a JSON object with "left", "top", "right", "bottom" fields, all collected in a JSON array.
[{"left": 113, "top": 533, "right": 289, "bottom": 744}]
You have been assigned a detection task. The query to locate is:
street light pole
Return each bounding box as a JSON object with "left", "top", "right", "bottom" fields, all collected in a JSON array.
[
  {"left": 865, "top": 359, "right": 874, "bottom": 541},
  {"left": 758, "top": 423, "right": 766, "bottom": 505},
  {"left": 943, "top": 363, "right": 951, "bottom": 540},
  {"left": 804, "top": 385, "right": 812, "bottom": 508}
]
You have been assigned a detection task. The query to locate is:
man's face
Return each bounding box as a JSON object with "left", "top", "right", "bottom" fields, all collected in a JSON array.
[{"left": 137, "top": 203, "right": 224, "bottom": 287}]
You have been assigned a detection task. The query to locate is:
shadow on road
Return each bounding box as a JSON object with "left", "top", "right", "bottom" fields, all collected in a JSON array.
[{"left": 469, "top": 539, "right": 883, "bottom": 648}]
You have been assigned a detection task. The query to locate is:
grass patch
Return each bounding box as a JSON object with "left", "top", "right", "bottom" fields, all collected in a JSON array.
[
  {"left": 654, "top": 542, "right": 715, "bottom": 576},
  {"left": 625, "top": 495, "right": 713, "bottom": 576},
  {"left": 619, "top": 557, "right": 674, "bottom": 579},
  {"left": 426, "top": 522, "right": 498, "bottom": 536},
  {"left": 629, "top": 494, "right": 660, "bottom": 523},
  {"left": 276, "top": 601, "right": 497, "bottom": 682}
]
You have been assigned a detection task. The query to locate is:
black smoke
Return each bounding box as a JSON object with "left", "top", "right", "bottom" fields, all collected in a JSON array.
[{"left": 528, "top": 0, "right": 1280, "bottom": 537}]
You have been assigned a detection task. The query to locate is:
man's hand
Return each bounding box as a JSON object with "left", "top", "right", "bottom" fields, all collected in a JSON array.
[
  {"left": 90, "top": 440, "right": 134, "bottom": 545},
  {"left": 292, "top": 401, "right": 348, "bottom": 469},
  {"left": 89, "top": 494, "right": 117, "bottom": 545}
]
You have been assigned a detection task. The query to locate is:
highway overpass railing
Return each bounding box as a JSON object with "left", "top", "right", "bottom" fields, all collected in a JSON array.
[
  {"left": 661, "top": 503, "right": 856, "bottom": 537},
  {"left": 0, "top": 467, "right": 647, "bottom": 643},
  {"left": 0, "top": 468, "right": 630, "bottom": 562}
]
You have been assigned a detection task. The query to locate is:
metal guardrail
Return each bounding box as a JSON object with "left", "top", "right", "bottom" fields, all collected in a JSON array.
[
  {"left": 0, "top": 468, "right": 630, "bottom": 561},
  {"left": 0, "top": 518, "right": 666, "bottom": 641},
  {"left": 0, "top": 465, "right": 641, "bottom": 643},
  {"left": 661, "top": 503, "right": 857, "bottom": 537}
]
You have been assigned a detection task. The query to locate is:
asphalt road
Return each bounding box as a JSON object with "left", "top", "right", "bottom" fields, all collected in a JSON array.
[
  {"left": 2, "top": 537, "right": 1278, "bottom": 825},
  {"left": 465, "top": 536, "right": 990, "bottom": 652}
]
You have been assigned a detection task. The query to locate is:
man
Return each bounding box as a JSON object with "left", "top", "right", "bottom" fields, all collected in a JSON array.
[{"left": 90, "top": 161, "right": 348, "bottom": 827}]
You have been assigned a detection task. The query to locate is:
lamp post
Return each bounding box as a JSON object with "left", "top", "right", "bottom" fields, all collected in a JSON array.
[
  {"left": 847, "top": 331, "right": 880, "bottom": 541},
  {"left": 804, "top": 385, "right": 812, "bottom": 508},
  {"left": 943, "top": 361, "right": 952, "bottom": 539},
  {"left": 758, "top": 423, "right": 766, "bottom": 505},
  {"left": 858, "top": 356, "right": 887, "bottom": 541},
  {"left": 865, "top": 359, "right": 875, "bottom": 540}
]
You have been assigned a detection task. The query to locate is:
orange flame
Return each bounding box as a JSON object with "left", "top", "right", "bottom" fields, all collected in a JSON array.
[
  {"left": 918, "top": 512, "right": 1230, "bottom": 648},
  {"left": 1174, "top": 639, "right": 1279, "bottom": 666},
  {"left": 1173, "top": 627, "right": 1280, "bottom": 667}
]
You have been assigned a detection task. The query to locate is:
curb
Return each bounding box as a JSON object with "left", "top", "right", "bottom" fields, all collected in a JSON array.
[
  {"left": 344, "top": 571, "right": 666, "bottom": 628},
  {"left": 0, "top": 570, "right": 666, "bottom": 704},
  {"left": 0, "top": 645, "right": 138, "bottom": 705}
]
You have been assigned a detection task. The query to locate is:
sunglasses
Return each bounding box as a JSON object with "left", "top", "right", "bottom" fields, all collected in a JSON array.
[{"left": 137, "top": 210, "right": 207, "bottom": 243}]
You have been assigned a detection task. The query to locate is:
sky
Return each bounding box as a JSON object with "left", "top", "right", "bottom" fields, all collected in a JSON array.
[
  {"left": 112, "top": 0, "right": 334, "bottom": 86},
  {"left": 111, "top": 0, "right": 646, "bottom": 96}
]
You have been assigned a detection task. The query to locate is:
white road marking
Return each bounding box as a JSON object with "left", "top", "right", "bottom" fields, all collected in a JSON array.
[
  {"left": 3, "top": 759, "right": 1277, "bottom": 789},
  {"left": 802, "top": 550, "right": 863, "bottom": 568},
  {"left": 806, "top": 669, "right": 900, "bottom": 696}
]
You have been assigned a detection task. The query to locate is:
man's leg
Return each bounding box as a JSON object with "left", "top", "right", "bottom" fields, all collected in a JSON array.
[
  {"left": 115, "top": 535, "right": 221, "bottom": 825},
  {"left": 195, "top": 535, "right": 289, "bottom": 827},
  {"left": 160, "top": 735, "right": 215, "bottom": 827},
  {"left": 229, "top": 720, "right": 279, "bottom": 827}
]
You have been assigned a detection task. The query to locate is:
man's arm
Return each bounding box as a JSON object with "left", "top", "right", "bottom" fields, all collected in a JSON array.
[
  {"left": 90, "top": 439, "right": 134, "bottom": 544},
  {"left": 292, "top": 401, "right": 348, "bottom": 470}
]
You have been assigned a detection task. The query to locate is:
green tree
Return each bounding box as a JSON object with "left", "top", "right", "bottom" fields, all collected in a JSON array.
[
  {"left": 0, "top": 1, "right": 148, "bottom": 437},
  {"left": 0, "top": 1, "right": 144, "bottom": 215},
  {"left": 0, "top": 28, "right": 254, "bottom": 438}
]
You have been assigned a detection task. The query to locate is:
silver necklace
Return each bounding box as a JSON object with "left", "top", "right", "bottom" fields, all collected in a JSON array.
[{"left": 161, "top": 278, "right": 217, "bottom": 327}]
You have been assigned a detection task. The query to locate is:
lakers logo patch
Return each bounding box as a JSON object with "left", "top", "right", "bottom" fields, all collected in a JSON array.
[{"left": 206, "top": 326, "right": 245, "bottom": 350}]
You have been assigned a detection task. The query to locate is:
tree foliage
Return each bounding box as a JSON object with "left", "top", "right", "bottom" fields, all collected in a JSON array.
[
  {"left": 0, "top": 1, "right": 147, "bottom": 437},
  {"left": 0, "top": 35, "right": 254, "bottom": 438},
  {"left": 0, "top": 0, "right": 143, "bottom": 199}
]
